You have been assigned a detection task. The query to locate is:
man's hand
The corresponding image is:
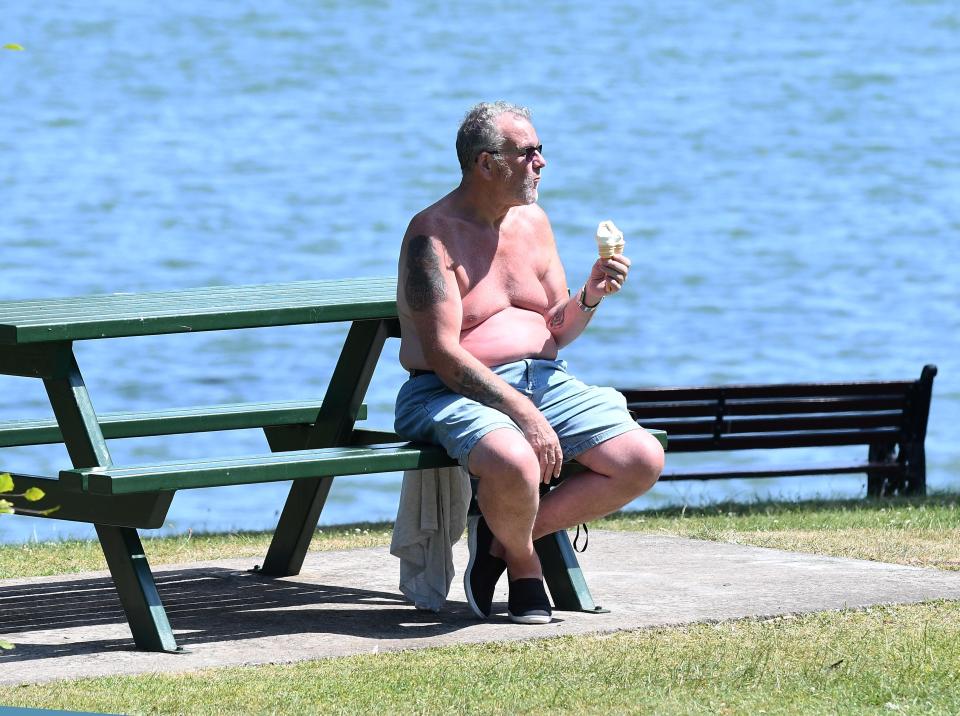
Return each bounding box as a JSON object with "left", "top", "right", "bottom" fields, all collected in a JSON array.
[
  {"left": 586, "top": 253, "right": 631, "bottom": 300},
  {"left": 516, "top": 407, "right": 563, "bottom": 484}
]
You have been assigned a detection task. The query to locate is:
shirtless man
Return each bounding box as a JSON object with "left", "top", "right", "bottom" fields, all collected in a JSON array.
[{"left": 394, "top": 101, "right": 664, "bottom": 624}]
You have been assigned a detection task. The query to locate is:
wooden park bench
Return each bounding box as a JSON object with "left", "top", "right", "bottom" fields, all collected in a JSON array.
[
  {"left": 0, "top": 278, "right": 666, "bottom": 653},
  {"left": 620, "top": 365, "right": 936, "bottom": 497}
]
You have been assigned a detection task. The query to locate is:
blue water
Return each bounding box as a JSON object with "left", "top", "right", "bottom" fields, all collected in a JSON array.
[{"left": 2, "top": 1, "right": 958, "bottom": 544}]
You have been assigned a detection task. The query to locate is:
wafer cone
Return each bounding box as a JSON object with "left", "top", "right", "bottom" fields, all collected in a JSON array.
[{"left": 596, "top": 220, "right": 624, "bottom": 258}]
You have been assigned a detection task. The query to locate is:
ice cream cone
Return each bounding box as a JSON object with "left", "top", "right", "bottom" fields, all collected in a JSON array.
[
  {"left": 598, "top": 241, "right": 624, "bottom": 258},
  {"left": 596, "top": 220, "right": 624, "bottom": 258}
]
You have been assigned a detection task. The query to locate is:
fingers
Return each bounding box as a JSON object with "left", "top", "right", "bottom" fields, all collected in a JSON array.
[
  {"left": 538, "top": 446, "right": 562, "bottom": 483},
  {"left": 530, "top": 434, "right": 562, "bottom": 484},
  {"left": 601, "top": 256, "right": 629, "bottom": 293},
  {"left": 530, "top": 434, "right": 559, "bottom": 483},
  {"left": 603, "top": 256, "right": 630, "bottom": 277},
  {"left": 521, "top": 414, "right": 563, "bottom": 484}
]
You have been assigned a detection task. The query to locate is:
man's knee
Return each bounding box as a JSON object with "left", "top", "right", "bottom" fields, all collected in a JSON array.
[
  {"left": 589, "top": 428, "right": 664, "bottom": 497},
  {"left": 468, "top": 428, "right": 541, "bottom": 488},
  {"left": 627, "top": 429, "right": 665, "bottom": 494}
]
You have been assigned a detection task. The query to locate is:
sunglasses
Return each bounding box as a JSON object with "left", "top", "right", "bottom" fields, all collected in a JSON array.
[{"left": 480, "top": 144, "right": 544, "bottom": 162}]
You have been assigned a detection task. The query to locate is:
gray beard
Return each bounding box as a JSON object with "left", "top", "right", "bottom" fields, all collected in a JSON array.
[
  {"left": 520, "top": 175, "right": 538, "bottom": 204},
  {"left": 501, "top": 162, "right": 538, "bottom": 204}
]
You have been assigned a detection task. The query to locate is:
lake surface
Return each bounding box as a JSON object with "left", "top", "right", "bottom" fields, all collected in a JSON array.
[{"left": 2, "top": 0, "right": 958, "bottom": 543}]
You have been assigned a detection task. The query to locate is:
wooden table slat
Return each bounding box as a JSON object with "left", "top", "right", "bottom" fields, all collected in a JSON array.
[
  {"left": 0, "top": 277, "right": 393, "bottom": 310},
  {"left": 0, "top": 278, "right": 398, "bottom": 344},
  {"left": 0, "top": 278, "right": 395, "bottom": 318}
]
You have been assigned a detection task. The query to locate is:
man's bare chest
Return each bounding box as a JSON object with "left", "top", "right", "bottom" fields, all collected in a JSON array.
[{"left": 455, "top": 255, "right": 549, "bottom": 328}]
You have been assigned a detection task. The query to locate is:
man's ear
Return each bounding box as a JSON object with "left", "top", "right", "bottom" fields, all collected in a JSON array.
[{"left": 476, "top": 151, "right": 497, "bottom": 179}]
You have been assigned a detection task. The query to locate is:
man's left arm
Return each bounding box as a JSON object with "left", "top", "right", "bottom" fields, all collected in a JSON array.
[{"left": 542, "top": 230, "right": 631, "bottom": 349}]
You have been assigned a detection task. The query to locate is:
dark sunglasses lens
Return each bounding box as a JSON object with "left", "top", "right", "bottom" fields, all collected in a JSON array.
[{"left": 525, "top": 145, "right": 543, "bottom": 160}]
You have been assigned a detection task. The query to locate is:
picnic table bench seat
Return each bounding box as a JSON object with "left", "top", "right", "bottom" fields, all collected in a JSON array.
[
  {"left": 59, "top": 428, "right": 669, "bottom": 495},
  {"left": 58, "top": 436, "right": 455, "bottom": 494},
  {"left": 0, "top": 398, "right": 350, "bottom": 448}
]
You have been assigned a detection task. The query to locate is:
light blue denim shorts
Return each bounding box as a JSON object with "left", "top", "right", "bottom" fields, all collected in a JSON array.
[{"left": 394, "top": 358, "right": 641, "bottom": 470}]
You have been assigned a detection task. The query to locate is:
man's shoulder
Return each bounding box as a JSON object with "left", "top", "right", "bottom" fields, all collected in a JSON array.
[
  {"left": 513, "top": 202, "right": 550, "bottom": 226},
  {"left": 405, "top": 205, "right": 483, "bottom": 252},
  {"left": 405, "top": 197, "right": 461, "bottom": 240},
  {"left": 505, "top": 203, "right": 553, "bottom": 243},
  {"left": 406, "top": 209, "right": 446, "bottom": 239}
]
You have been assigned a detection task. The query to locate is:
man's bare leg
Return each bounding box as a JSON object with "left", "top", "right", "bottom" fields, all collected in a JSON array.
[
  {"left": 468, "top": 427, "right": 545, "bottom": 580},
  {"left": 532, "top": 429, "right": 664, "bottom": 539},
  {"left": 468, "top": 427, "right": 663, "bottom": 574}
]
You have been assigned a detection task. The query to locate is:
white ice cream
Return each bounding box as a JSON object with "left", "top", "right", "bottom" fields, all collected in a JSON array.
[{"left": 595, "top": 220, "right": 624, "bottom": 258}]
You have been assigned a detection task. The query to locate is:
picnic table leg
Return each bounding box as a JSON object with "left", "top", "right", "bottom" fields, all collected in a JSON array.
[
  {"left": 259, "top": 319, "right": 390, "bottom": 576},
  {"left": 256, "top": 472, "right": 335, "bottom": 576},
  {"left": 43, "top": 345, "right": 180, "bottom": 652},
  {"left": 94, "top": 524, "right": 179, "bottom": 652},
  {"left": 535, "top": 530, "right": 607, "bottom": 613}
]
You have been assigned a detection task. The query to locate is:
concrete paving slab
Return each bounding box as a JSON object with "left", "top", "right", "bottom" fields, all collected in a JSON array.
[{"left": 2, "top": 531, "right": 960, "bottom": 685}]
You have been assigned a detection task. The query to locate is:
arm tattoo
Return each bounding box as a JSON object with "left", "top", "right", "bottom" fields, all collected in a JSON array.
[
  {"left": 548, "top": 305, "right": 566, "bottom": 329},
  {"left": 455, "top": 365, "right": 504, "bottom": 406},
  {"left": 404, "top": 234, "right": 446, "bottom": 311}
]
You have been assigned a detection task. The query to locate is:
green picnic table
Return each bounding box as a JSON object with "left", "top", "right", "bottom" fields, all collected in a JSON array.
[{"left": 0, "top": 278, "right": 667, "bottom": 652}]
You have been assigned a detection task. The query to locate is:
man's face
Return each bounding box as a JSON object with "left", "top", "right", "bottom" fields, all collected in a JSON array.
[{"left": 493, "top": 114, "right": 546, "bottom": 205}]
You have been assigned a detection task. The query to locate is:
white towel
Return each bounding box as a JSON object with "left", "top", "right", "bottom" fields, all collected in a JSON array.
[{"left": 390, "top": 466, "right": 471, "bottom": 612}]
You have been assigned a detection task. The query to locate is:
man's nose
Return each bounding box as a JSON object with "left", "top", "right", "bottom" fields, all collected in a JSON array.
[{"left": 533, "top": 149, "right": 546, "bottom": 168}]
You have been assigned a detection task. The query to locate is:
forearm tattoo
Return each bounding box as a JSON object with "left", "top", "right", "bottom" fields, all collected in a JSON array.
[
  {"left": 548, "top": 305, "right": 566, "bottom": 329},
  {"left": 455, "top": 365, "right": 504, "bottom": 406},
  {"left": 404, "top": 235, "right": 446, "bottom": 311}
]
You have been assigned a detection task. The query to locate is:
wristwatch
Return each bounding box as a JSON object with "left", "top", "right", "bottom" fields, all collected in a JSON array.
[{"left": 576, "top": 285, "right": 602, "bottom": 313}]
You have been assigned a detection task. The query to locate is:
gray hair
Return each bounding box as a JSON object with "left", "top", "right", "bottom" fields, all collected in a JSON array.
[{"left": 456, "top": 101, "right": 532, "bottom": 174}]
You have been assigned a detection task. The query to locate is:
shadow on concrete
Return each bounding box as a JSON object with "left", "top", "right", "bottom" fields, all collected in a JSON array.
[{"left": 0, "top": 566, "right": 473, "bottom": 661}]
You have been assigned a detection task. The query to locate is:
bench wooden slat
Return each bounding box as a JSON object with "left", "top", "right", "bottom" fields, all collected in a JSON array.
[
  {"left": 59, "top": 429, "right": 669, "bottom": 496},
  {"left": 665, "top": 427, "right": 902, "bottom": 452},
  {"left": 60, "top": 443, "right": 456, "bottom": 495},
  {"left": 0, "top": 399, "right": 355, "bottom": 447},
  {"left": 621, "top": 381, "right": 916, "bottom": 401},
  {"left": 0, "top": 278, "right": 398, "bottom": 344},
  {"left": 641, "top": 411, "right": 906, "bottom": 436},
  {"left": 657, "top": 461, "right": 903, "bottom": 481},
  {"left": 628, "top": 395, "right": 907, "bottom": 418}
]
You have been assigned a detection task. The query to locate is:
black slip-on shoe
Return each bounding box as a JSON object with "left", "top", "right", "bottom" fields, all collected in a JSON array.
[
  {"left": 464, "top": 514, "right": 507, "bottom": 619},
  {"left": 507, "top": 578, "right": 552, "bottom": 625}
]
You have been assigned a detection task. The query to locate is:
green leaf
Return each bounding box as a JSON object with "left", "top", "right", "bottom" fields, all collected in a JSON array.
[
  {"left": 0, "top": 499, "right": 13, "bottom": 514},
  {"left": 3, "top": 43, "right": 25, "bottom": 51},
  {"left": 0, "top": 639, "right": 14, "bottom": 650},
  {"left": 23, "top": 486, "right": 45, "bottom": 502},
  {"left": 0, "top": 473, "right": 13, "bottom": 493}
]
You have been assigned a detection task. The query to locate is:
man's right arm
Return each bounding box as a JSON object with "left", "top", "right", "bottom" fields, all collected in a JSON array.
[{"left": 400, "top": 232, "right": 563, "bottom": 482}]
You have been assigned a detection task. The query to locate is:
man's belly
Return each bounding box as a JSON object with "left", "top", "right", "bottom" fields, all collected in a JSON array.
[{"left": 459, "top": 306, "right": 558, "bottom": 366}]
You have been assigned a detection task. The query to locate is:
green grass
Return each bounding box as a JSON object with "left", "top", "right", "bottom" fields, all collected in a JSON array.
[
  {"left": 7, "top": 602, "right": 959, "bottom": 715},
  {"left": 602, "top": 494, "right": 960, "bottom": 571},
  {"left": 3, "top": 495, "right": 959, "bottom": 715}
]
